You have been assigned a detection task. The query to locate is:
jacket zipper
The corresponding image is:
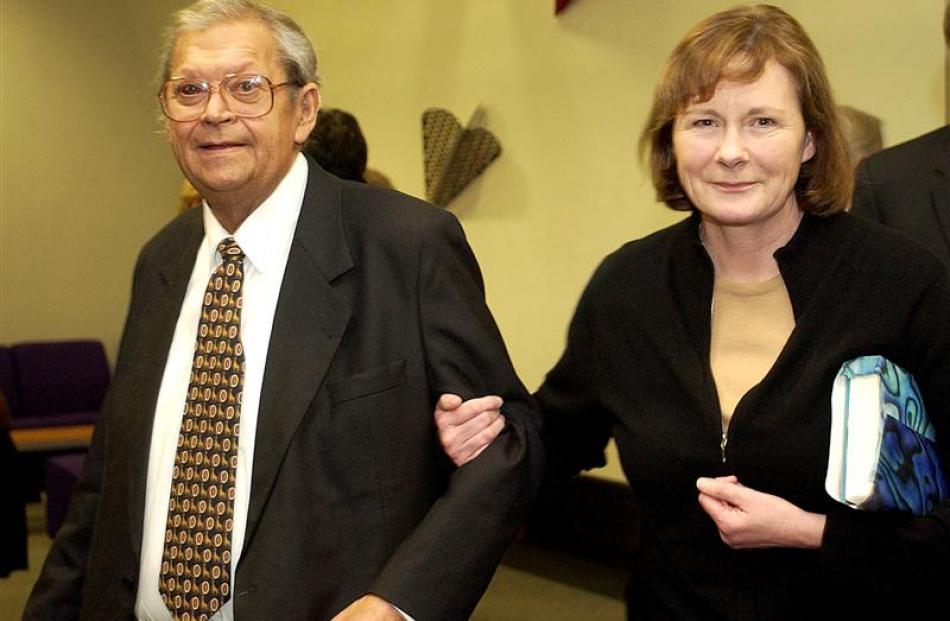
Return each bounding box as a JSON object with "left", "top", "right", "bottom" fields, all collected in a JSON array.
[
  {"left": 704, "top": 242, "right": 733, "bottom": 469},
  {"left": 710, "top": 282, "right": 729, "bottom": 466}
]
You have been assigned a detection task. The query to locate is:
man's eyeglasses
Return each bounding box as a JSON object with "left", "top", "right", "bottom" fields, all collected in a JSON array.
[{"left": 158, "top": 74, "right": 299, "bottom": 122}]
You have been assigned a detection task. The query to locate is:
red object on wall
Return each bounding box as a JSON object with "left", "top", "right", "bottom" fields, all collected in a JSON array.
[{"left": 555, "top": 0, "right": 576, "bottom": 15}]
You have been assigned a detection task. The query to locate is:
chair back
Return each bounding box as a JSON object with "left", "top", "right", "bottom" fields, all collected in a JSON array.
[{"left": 11, "top": 340, "right": 110, "bottom": 419}]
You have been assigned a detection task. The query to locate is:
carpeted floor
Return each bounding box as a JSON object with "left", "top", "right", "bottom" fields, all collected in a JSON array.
[{"left": 1, "top": 501, "right": 626, "bottom": 620}]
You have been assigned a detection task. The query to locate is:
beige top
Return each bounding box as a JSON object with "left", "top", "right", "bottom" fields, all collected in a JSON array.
[{"left": 710, "top": 275, "right": 795, "bottom": 430}]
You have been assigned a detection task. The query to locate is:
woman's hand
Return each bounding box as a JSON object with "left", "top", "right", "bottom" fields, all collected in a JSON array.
[
  {"left": 434, "top": 394, "right": 506, "bottom": 466},
  {"left": 696, "top": 476, "right": 826, "bottom": 549}
]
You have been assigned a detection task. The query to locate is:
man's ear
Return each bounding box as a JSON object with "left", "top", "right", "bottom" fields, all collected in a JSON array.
[{"left": 295, "top": 84, "right": 320, "bottom": 145}]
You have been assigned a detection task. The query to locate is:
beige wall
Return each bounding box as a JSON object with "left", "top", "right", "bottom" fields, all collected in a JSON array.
[
  {"left": 283, "top": 0, "right": 944, "bottom": 480},
  {"left": 1, "top": 0, "right": 191, "bottom": 355},
  {"left": 1, "top": 1, "right": 944, "bottom": 480},
  {"left": 282, "top": 0, "right": 944, "bottom": 390}
]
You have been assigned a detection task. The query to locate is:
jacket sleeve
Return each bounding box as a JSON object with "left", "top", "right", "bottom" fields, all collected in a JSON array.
[
  {"left": 534, "top": 262, "right": 615, "bottom": 482},
  {"left": 819, "top": 270, "right": 950, "bottom": 598},
  {"left": 367, "top": 211, "right": 544, "bottom": 621}
]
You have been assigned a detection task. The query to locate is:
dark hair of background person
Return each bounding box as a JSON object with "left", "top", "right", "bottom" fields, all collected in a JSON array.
[
  {"left": 640, "top": 4, "right": 852, "bottom": 215},
  {"left": 304, "top": 108, "right": 368, "bottom": 182}
]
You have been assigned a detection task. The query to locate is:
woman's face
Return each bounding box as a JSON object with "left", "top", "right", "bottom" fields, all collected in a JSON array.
[{"left": 672, "top": 60, "right": 815, "bottom": 234}]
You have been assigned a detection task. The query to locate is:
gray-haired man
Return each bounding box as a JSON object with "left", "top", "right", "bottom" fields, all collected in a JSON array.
[{"left": 24, "top": 2, "right": 541, "bottom": 620}]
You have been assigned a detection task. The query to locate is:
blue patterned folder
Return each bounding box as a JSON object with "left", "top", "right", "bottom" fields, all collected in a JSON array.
[{"left": 825, "top": 356, "right": 948, "bottom": 515}]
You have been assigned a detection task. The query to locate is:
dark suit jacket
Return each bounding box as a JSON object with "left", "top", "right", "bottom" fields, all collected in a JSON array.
[
  {"left": 23, "top": 161, "right": 543, "bottom": 621},
  {"left": 851, "top": 125, "right": 950, "bottom": 267}
]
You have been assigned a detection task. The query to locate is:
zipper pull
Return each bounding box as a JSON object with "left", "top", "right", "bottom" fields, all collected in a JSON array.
[{"left": 720, "top": 431, "right": 728, "bottom": 463}]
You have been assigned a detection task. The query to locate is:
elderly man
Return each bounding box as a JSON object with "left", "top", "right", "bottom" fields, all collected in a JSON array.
[{"left": 23, "top": 2, "right": 541, "bottom": 620}]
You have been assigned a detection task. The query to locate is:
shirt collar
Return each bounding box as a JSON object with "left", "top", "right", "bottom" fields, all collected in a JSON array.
[{"left": 201, "top": 153, "right": 309, "bottom": 274}]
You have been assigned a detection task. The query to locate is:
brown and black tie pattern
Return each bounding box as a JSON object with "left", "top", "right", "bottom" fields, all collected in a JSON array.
[{"left": 160, "top": 238, "right": 245, "bottom": 620}]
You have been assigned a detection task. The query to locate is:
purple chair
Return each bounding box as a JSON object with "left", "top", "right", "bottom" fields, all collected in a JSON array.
[
  {"left": 9, "top": 340, "right": 109, "bottom": 429},
  {"left": 44, "top": 452, "right": 86, "bottom": 537}
]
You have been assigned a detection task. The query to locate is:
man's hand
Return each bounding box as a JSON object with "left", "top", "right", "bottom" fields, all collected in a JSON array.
[
  {"left": 434, "top": 394, "right": 506, "bottom": 466},
  {"left": 330, "top": 595, "right": 404, "bottom": 621},
  {"left": 696, "top": 476, "right": 826, "bottom": 549}
]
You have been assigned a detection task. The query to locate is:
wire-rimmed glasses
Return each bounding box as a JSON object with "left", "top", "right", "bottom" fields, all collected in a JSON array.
[{"left": 158, "top": 74, "right": 298, "bottom": 122}]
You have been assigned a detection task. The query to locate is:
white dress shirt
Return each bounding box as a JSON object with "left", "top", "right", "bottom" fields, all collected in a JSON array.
[{"left": 135, "top": 154, "right": 307, "bottom": 621}]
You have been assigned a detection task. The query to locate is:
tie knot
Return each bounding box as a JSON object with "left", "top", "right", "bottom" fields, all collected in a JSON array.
[{"left": 217, "top": 237, "right": 244, "bottom": 261}]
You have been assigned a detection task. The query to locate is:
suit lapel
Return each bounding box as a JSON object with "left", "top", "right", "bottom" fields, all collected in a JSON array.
[
  {"left": 122, "top": 214, "right": 205, "bottom": 556},
  {"left": 243, "top": 163, "right": 353, "bottom": 548},
  {"left": 927, "top": 127, "right": 950, "bottom": 259}
]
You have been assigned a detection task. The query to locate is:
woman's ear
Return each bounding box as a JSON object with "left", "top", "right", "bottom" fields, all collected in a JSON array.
[{"left": 802, "top": 130, "right": 816, "bottom": 163}]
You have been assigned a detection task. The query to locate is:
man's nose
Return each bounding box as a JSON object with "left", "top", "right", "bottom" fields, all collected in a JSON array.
[{"left": 201, "top": 88, "right": 235, "bottom": 124}]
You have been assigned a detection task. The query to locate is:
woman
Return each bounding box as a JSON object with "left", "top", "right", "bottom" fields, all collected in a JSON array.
[{"left": 436, "top": 5, "right": 950, "bottom": 619}]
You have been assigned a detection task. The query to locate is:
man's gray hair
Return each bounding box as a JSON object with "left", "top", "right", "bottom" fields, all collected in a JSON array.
[{"left": 158, "top": 0, "right": 319, "bottom": 86}]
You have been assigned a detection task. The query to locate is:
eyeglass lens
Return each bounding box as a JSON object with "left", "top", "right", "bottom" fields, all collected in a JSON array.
[{"left": 161, "top": 75, "right": 274, "bottom": 121}]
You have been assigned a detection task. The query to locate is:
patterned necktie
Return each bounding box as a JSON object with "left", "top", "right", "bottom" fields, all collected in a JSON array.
[{"left": 160, "top": 237, "right": 245, "bottom": 620}]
